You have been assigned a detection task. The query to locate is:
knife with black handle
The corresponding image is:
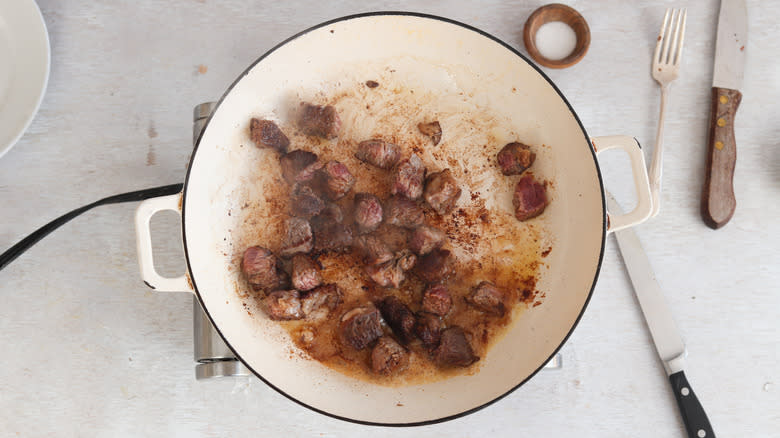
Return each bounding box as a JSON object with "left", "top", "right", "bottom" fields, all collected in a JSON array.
[
  {"left": 608, "top": 193, "right": 716, "bottom": 438},
  {"left": 702, "top": 0, "right": 747, "bottom": 229}
]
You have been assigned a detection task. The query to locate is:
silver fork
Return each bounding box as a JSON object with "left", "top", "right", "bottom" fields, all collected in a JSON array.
[{"left": 650, "top": 8, "right": 687, "bottom": 217}]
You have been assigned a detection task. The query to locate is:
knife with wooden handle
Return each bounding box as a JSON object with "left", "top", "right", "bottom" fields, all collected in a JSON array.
[
  {"left": 702, "top": 0, "right": 747, "bottom": 229},
  {"left": 608, "top": 193, "right": 716, "bottom": 438}
]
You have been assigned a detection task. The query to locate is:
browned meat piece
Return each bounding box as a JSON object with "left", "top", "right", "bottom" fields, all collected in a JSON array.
[
  {"left": 383, "top": 196, "right": 424, "bottom": 229},
  {"left": 340, "top": 306, "right": 384, "bottom": 350},
  {"left": 371, "top": 224, "right": 410, "bottom": 253},
  {"left": 424, "top": 169, "right": 462, "bottom": 215},
  {"left": 301, "top": 283, "right": 342, "bottom": 321},
  {"left": 312, "top": 161, "right": 355, "bottom": 200},
  {"left": 353, "top": 193, "right": 383, "bottom": 234},
  {"left": 396, "top": 250, "right": 417, "bottom": 271},
  {"left": 467, "top": 281, "right": 507, "bottom": 316},
  {"left": 291, "top": 254, "right": 322, "bottom": 292},
  {"left": 513, "top": 174, "right": 548, "bottom": 221},
  {"left": 279, "top": 217, "right": 313, "bottom": 258},
  {"left": 377, "top": 296, "right": 417, "bottom": 344},
  {"left": 315, "top": 202, "right": 344, "bottom": 224},
  {"left": 354, "top": 234, "right": 394, "bottom": 265},
  {"left": 408, "top": 225, "right": 446, "bottom": 255},
  {"left": 253, "top": 270, "right": 290, "bottom": 293},
  {"left": 298, "top": 103, "right": 341, "bottom": 139},
  {"left": 365, "top": 259, "right": 406, "bottom": 288},
  {"left": 434, "top": 326, "right": 478, "bottom": 367},
  {"left": 290, "top": 184, "right": 325, "bottom": 218},
  {"left": 366, "top": 249, "right": 417, "bottom": 288},
  {"left": 263, "top": 290, "right": 303, "bottom": 320},
  {"left": 414, "top": 248, "right": 454, "bottom": 284},
  {"left": 311, "top": 202, "right": 344, "bottom": 231},
  {"left": 250, "top": 118, "right": 289, "bottom": 154},
  {"left": 371, "top": 336, "right": 409, "bottom": 376},
  {"left": 311, "top": 203, "right": 352, "bottom": 253},
  {"left": 280, "top": 150, "right": 322, "bottom": 184},
  {"left": 497, "top": 142, "right": 536, "bottom": 176},
  {"left": 417, "top": 121, "right": 442, "bottom": 146},
  {"left": 313, "top": 223, "right": 353, "bottom": 253},
  {"left": 422, "top": 284, "right": 452, "bottom": 316},
  {"left": 241, "top": 246, "right": 285, "bottom": 292},
  {"left": 392, "top": 154, "right": 426, "bottom": 200},
  {"left": 355, "top": 139, "right": 401, "bottom": 169},
  {"left": 414, "top": 312, "right": 444, "bottom": 349}
]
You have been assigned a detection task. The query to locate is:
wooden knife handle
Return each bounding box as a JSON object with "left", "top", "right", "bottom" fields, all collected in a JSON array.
[{"left": 701, "top": 87, "right": 741, "bottom": 229}]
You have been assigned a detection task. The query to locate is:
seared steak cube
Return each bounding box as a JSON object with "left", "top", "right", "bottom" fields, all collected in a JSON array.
[
  {"left": 366, "top": 250, "right": 417, "bottom": 288},
  {"left": 241, "top": 246, "right": 285, "bottom": 292},
  {"left": 424, "top": 169, "right": 462, "bottom": 215},
  {"left": 340, "top": 306, "right": 384, "bottom": 350},
  {"left": 497, "top": 142, "right": 535, "bottom": 176},
  {"left": 467, "top": 281, "right": 506, "bottom": 316},
  {"left": 417, "top": 121, "right": 442, "bottom": 146},
  {"left": 291, "top": 254, "right": 322, "bottom": 292},
  {"left": 395, "top": 250, "right": 417, "bottom": 272},
  {"left": 279, "top": 217, "right": 313, "bottom": 258},
  {"left": 298, "top": 103, "right": 341, "bottom": 139},
  {"left": 291, "top": 184, "right": 325, "bottom": 218},
  {"left": 377, "top": 225, "right": 411, "bottom": 252},
  {"left": 301, "top": 283, "right": 342, "bottom": 321},
  {"left": 414, "top": 312, "right": 444, "bottom": 349},
  {"left": 250, "top": 118, "right": 289, "bottom": 154},
  {"left": 371, "top": 336, "right": 409, "bottom": 376},
  {"left": 384, "top": 196, "right": 424, "bottom": 229},
  {"left": 313, "top": 223, "right": 353, "bottom": 253},
  {"left": 315, "top": 202, "right": 344, "bottom": 224},
  {"left": 408, "top": 225, "right": 446, "bottom": 255},
  {"left": 356, "top": 139, "right": 401, "bottom": 169},
  {"left": 313, "top": 161, "right": 355, "bottom": 200},
  {"left": 355, "top": 234, "right": 394, "bottom": 265},
  {"left": 513, "top": 174, "right": 548, "bottom": 221},
  {"left": 392, "top": 154, "right": 426, "bottom": 200},
  {"left": 414, "top": 248, "right": 454, "bottom": 284},
  {"left": 280, "top": 150, "right": 322, "bottom": 184},
  {"left": 434, "top": 326, "right": 478, "bottom": 367},
  {"left": 365, "top": 259, "right": 406, "bottom": 288},
  {"left": 354, "top": 193, "right": 383, "bottom": 234},
  {"left": 377, "top": 296, "right": 416, "bottom": 344},
  {"left": 421, "top": 284, "right": 452, "bottom": 316},
  {"left": 311, "top": 203, "right": 352, "bottom": 252},
  {"left": 263, "top": 290, "right": 303, "bottom": 320}
]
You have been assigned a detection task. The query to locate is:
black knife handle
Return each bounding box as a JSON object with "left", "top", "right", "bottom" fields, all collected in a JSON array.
[{"left": 669, "top": 371, "right": 716, "bottom": 438}]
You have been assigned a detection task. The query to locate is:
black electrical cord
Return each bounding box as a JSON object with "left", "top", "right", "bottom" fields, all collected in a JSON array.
[{"left": 0, "top": 184, "right": 183, "bottom": 272}]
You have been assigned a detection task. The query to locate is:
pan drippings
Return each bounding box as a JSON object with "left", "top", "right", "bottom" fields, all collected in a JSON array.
[{"left": 233, "top": 74, "right": 548, "bottom": 386}]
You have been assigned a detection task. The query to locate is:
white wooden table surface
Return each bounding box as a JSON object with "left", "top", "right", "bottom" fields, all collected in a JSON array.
[{"left": 1, "top": 1, "right": 778, "bottom": 436}]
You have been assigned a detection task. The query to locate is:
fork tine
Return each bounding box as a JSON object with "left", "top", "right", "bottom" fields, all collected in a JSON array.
[
  {"left": 667, "top": 9, "right": 683, "bottom": 64},
  {"left": 660, "top": 9, "right": 677, "bottom": 64},
  {"left": 655, "top": 9, "right": 671, "bottom": 63},
  {"left": 674, "top": 9, "right": 688, "bottom": 65}
]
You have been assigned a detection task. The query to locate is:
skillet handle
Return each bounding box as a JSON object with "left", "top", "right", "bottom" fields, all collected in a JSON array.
[
  {"left": 592, "top": 136, "right": 653, "bottom": 233},
  {"left": 134, "top": 193, "right": 194, "bottom": 293}
]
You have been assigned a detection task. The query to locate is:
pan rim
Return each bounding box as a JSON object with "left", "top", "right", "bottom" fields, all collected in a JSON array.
[{"left": 181, "top": 10, "right": 606, "bottom": 427}]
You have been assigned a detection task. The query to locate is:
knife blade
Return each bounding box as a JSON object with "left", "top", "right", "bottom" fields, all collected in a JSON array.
[
  {"left": 702, "top": 0, "right": 748, "bottom": 229},
  {"left": 607, "top": 193, "right": 716, "bottom": 438}
]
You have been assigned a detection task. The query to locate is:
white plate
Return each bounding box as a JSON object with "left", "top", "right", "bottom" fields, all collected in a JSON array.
[{"left": 0, "top": 0, "right": 50, "bottom": 159}]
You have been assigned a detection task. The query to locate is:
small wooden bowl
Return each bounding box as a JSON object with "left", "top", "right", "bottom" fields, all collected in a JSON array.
[{"left": 523, "top": 4, "right": 590, "bottom": 69}]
